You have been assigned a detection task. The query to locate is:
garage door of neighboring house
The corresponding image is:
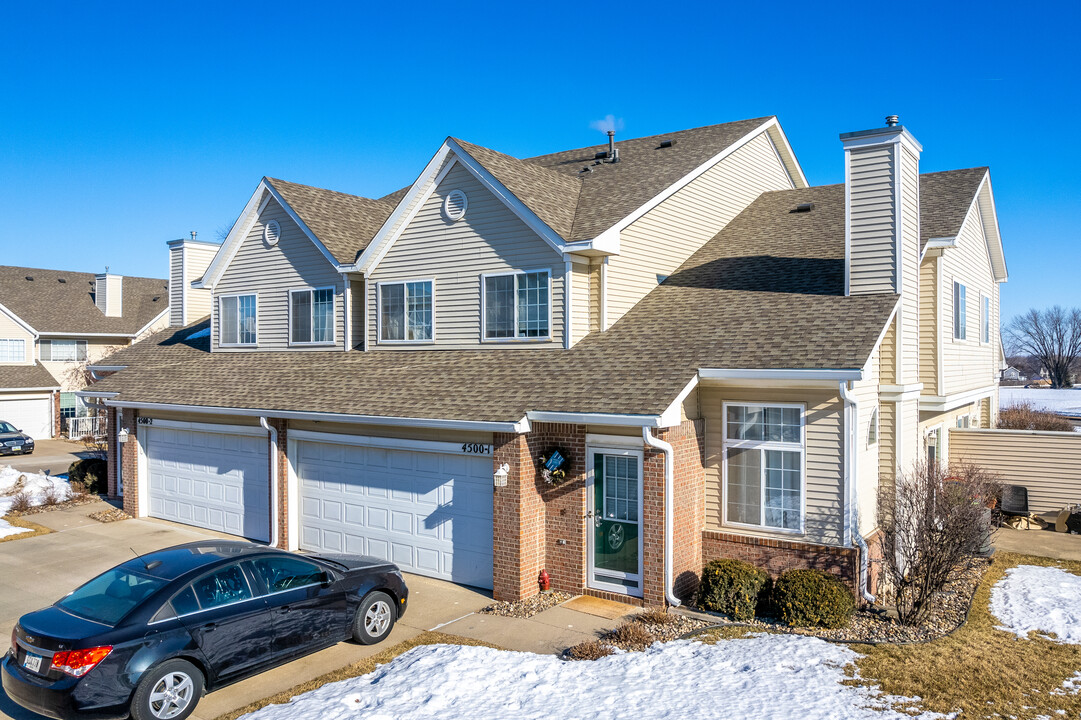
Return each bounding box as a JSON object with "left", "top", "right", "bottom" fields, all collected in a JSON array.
[
  {"left": 294, "top": 433, "right": 494, "bottom": 589},
  {"left": 0, "top": 395, "right": 53, "bottom": 440},
  {"left": 145, "top": 422, "right": 270, "bottom": 542}
]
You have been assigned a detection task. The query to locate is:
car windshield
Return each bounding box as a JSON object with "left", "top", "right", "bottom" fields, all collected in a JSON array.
[
  {"left": 0, "top": 422, "right": 17, "bottom": 433},
  {"left": 58, "top": 567, "right": 167, "bottom": 625}
]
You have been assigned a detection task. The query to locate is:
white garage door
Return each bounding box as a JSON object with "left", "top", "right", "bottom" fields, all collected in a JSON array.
[
  {"left": 0, "top": 396, "right": 53, "bottom": 440},
  {"left": 146, "top": 424, "right": 270, "bottom": 542},
  {"left": 296, "top": 437, "right": 494, "bottom": 589}
]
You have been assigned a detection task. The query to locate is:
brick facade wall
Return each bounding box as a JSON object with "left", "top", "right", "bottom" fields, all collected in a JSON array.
[
  {"left": 665, "top": 420, "right": 706, "bottom": 603},
  {"left": 492, "top": 432, "right": 546, "bottom": 601},
  {"left": 52, "top": 391, "right": 61, "bottom": 439},
  {"left": 271, "top": 419, "right": 289, "bottom": 549},
  {"left": 701, "top": 530, "right": 859, "bottom": 591},
  {"left": 106, "top": 407, "right": 119, "bottom": 497},
  {"left": 119, "top": 408, "right": 139, "bottom": 517}
]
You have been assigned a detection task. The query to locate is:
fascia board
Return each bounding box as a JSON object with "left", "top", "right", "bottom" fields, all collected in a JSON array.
[{"left": 197, "top": 181, "right": 270, "bottom": 290}]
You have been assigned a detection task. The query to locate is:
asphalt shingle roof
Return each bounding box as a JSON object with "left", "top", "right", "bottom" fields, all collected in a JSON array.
[
  {"left": 0, "top": 266, "right": 168, "bottom": 335},
  {"left": 919, "top": 167, "right": 988, "bottom": 248},
  {"left": 0, "top": 362, "right": 59, "bottom": 391}
]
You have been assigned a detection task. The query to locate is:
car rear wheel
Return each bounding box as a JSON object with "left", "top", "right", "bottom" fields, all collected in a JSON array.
[
  {"left": 352, "top": 591, "right": 395, "bottom": 645},
  {"left": 131, "top": 658, "right": 203, "bottom": 720}
]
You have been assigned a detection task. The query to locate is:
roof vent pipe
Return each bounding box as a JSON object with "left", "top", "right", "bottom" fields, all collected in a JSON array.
[
  {"left": 606, "top": 130, "right": 620, "bottom": 163},
  {"left": 885, "top": 115, "right": 899, "bottom": 127}
]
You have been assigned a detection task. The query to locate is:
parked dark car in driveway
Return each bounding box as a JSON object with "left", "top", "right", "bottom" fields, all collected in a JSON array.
[
  {"left": 3, "top": 541, "right": 408, "bottom": 720},
  {"left": 0, "top": 421, "right": 34, "bottom": 456}
]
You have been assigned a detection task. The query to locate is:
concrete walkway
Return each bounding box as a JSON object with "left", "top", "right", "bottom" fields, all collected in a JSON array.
[
  {"left": 994, "top": 524, "right": 1081, "bottom": 561},
  {"left": 2, "top": 438, "right": 91, "bottom": 475},
  {"left": 0, "top": 501, "right": 628, "bottom": 720}
]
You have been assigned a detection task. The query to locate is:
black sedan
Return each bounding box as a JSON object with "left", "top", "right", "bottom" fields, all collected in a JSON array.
[
  {"left": 3, "top": 541, "right": 408, "bottom": 720},
  {"left": 0, "top": 421, "right": 34, "bottom": 456}
]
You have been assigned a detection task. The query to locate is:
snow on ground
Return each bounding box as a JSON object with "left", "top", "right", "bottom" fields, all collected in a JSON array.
[
  {"left": 0, "top": 466, "right": 72, "bottom": 516},
  {"left": 991, "top": 565, "right": 1081, "bottom": 643},
  {"left": 1000, "top": 387, "right": 1081, "bottom": 419},
  {"left": 0, "top": 519, "right": 30, "bottom": 538},
  {"left": 239, "top": 635, "right": 946, "bottom": 720}
]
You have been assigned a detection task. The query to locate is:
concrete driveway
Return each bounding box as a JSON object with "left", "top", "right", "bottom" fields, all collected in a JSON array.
[
  {"left": 0, "top": 501, "right": 494, "bottom": 720},
  {"left": 2, "top": 439, "right": 91, "bottom": 476}
]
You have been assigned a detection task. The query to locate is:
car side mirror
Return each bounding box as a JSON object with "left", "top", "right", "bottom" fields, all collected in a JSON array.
[{"left": 319, "top": 571, "right": 332, "bottom": 588}]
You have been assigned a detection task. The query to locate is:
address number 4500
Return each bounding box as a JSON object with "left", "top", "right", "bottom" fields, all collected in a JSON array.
[{"left": 461, "top": 443, "right": 492, "bottom": 455}]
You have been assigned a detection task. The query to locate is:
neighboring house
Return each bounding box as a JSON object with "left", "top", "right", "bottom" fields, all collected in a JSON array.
[
  {"left": 0, "top": 266, "right": 172, "bottom": 440},
  {"left": 1001, "top": 366, "right": 1022, "bottom": 382},
  {"left": 82, "top": 116, "right": 1006, "bottom": 608}
]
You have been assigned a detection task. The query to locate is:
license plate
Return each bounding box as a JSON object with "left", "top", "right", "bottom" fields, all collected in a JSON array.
[{"left": 22, "top": 652, "right": 42, "bottom": 673}]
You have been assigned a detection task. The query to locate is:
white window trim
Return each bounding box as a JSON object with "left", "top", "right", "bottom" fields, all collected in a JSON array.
[
  {"left": 720, "top": 401, "right": 807, "bottom": 535},
  {"left": 952, "top": 279, "right": 967, "bottom": 342},
  {"left": 376, "top": 278, "right": 436, "bottom": 345},
  {"left": 39, "top": 338, "right": 88, "bottom": 362},
  {"left": 287, "top": 286, "right": 337, "bottom": 347},
  {"left": 0, "top": 338, "right": 26, "bottom": 363},
  {"left": 867, "top": 406, "right": 879, "bottom": 447},
  {"left": 586, "top": 445, "right": 645, "bottom": 598},
  {"left": 980, "top": 292, "right": 991, "bottom": 345},
  {"left": 479, "top": 269, "right": 553, "bottom": 343},
  {"left": 218, "top": 292, "right": 258, "bottom": 347}
]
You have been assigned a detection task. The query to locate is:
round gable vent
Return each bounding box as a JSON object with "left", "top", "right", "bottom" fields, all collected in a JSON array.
[
  {"left": 443, "top": 189, "right": 468, "bottom": 221},
  {"left": 264, "top": 219, "right": 281, "bottom": 246}
]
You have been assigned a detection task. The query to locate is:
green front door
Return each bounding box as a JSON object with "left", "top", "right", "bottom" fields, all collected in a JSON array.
[{"left": 589, "top": 450, "right": 642, "bottom": 596}]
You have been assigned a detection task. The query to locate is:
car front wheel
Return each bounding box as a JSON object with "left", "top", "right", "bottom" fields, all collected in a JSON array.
[
  {"left": 131, "top": 658, "right": 204, "bottom": 720},
  {"left": 352, "top": 591, "right": 396, "bottom": 645}
]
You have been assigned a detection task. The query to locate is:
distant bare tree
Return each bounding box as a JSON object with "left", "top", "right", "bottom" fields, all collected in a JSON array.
[
  {"left": 876, "top": 462, "right": 1000, "bottom": 625},
  {"left": 1005, "top": 306, "right": 1081, "bottom": 388}
]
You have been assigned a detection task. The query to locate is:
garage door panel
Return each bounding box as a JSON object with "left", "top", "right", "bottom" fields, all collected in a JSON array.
[
  {"left": 147, "top": 426, "right": 269, "bottom": 542},
  {"left": 298, "top": 439, "right": 493, "bottom": 589},
  {"left": 0, "top": 397, "right": 53, "bottom": 440}
]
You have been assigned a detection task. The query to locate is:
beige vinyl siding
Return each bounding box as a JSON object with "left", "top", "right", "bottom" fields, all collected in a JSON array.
[
  {"left": 853, "top": 346, "right": 880, "bottom": 536},
  {"left": 168, "top": 248, "right": 183, "bottom": 326},
  {"left": 606, "top": 132, "right": 795, "bottom": 326},
  {"left": 368, "top": 163, "right": 565, "bottom": 350},
  {"left": 848, "top": 144, "right": 897, "bottom": 294},
  {"left": 139, "top": 409, "right": 261, "bottom": 427},
  {"left": 918, "top": 256, "right": 939, "bottom": 394},
  {"left": 879, "top": 317, "right": 897, "bottom": 384},
  {"left": 349, "top": 277, "right": 365, "bottom": 349},
  {"left": 213, "top": 197, "right": 345, "bottom": 353},
  {"left": 899, "top": 146, "right": 920, "bottom": 385},
  {"left": 286, "top": 419, "right": 492, "bottom": 446},
  {"left": 0, "top": 311, "right": 34, "bottom": 365},
  {"left": 589, "top": 261, "right": 601, "bottom": 333},
  {"left": 702, "top": 385, "right": 845, "bottom": 546},
  {"left": 949, "top": 428, "right": 1081, "bottom": 514},
  {"left": 897, "top": 396, "right": 920, "bottom": 472},
  {"left": 184, "top": 244, "right": 218, "bottom": 322},
  {"left": 941, "top": 201, "right": 999, "bottom": 395},
  {"left": 42, "top": 337, "right": 131, "bottom": 392},
  {"left": 569, "top": 259, "right": 591, "bottom": 345},
  {"left": 878, "top": 401, "right": 896, "bottom": 488}
]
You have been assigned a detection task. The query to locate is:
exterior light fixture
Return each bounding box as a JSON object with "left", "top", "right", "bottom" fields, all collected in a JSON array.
[
  {"left": 493, "top": 463, "right": 510, "bottom": 488},
  {"left": 117, "top": 428, "right": 129, "bottom": 444}
]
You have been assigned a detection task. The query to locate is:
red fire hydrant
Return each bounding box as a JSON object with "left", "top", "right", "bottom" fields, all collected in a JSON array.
[{"left": 538, "top": 569, "right": 551, "bottom": 592}]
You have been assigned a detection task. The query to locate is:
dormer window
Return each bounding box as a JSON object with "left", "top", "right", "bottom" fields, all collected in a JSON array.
[
  {"left": 482, "top": 270, "right": 550, "bottom": 341},
  {"left": 220, "top": 294, "right": 258, "bottom": 346},
  {"left": 378, "top": 280, "right": 433, "bottom": 342},
  {"left": 0, "top": 338, "right": 25, "bottom": 363},
  {"left": 290, "top": 288, "right": 335, "bottom": 345}
]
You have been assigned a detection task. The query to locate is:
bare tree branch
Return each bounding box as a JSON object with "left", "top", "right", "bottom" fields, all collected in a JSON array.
[{"left": 1004, "top": 306, "right": 1081, "bottom": 388}]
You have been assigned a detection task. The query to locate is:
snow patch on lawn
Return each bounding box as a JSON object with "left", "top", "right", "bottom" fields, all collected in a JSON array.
[
  {"left": 991, "top": 565, "right": 1081, "bottom": 643},
  {"left": 239, "top": 635, "right": 947, "bottom": 720},
  {"left": 0, "top": 519, "right": 30, "bottom": 538},
  {"left": 0, "top": 466, "right": 73, "bottom": 516}
]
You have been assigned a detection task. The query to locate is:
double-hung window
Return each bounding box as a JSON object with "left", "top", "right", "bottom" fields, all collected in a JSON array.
[
  {"left": 0, "top": 339, "right": 25, "bottom": 363},
  {"left": 723, "top": 403, "right": 804, "bottom": 532},
  {"left": 40, "top": 339, "right": 87, "bottom": 362},
  {"left": 220, "top": 294, "right": 258, "bottom": 346},
  {"left": 290, "top": 288, "right": 335, "bottom": 345},
  {"left": 981, "top": 294, "right": 991, "bottom": 344},
  {"left": 379, "top": 280, "right": 433, "bottom": 342},
  {"left": 953, "top": 281, "right": 967, "bottom": 340},
  {"left": 483, "top": 270, "right": 550, "bottom": 340}
]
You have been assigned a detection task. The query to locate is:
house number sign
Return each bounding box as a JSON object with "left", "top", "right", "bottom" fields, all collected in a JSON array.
[
  {"left": 461, "top": 443, "right": 492, "bottom": 455},
  {"left": 136, "top": 417, "right": 154, "bottom": 426}
]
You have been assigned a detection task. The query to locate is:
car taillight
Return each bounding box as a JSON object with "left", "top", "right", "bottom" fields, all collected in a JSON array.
[
  {"left": 9, "top": 627, "right": 16, "bottom": 654},
  {"left": 50, "top": 646, "right": 112, "bottom": 677}
]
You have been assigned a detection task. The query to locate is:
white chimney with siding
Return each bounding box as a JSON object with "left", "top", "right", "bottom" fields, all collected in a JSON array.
[
  {"left": 94, "top": 273, "right": 123, "bottom": 317},
  {"left": 167, "top": 238, "right": 219, "bottom": 326}
]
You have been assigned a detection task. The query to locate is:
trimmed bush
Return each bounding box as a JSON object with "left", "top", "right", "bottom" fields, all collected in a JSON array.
[
  {"left": 696, "top": 559, "right": 769, "bottom": 621},
  {"left": 772, "top": 569, "right": 855, "bottom": 628},
  {"left": 68, "top": 458, "right": 108, "bottom": 495},
  {"left": 605, "top": 621, "right": 654, "bottom": 651},
  {"left": 564, "top": 640, "right": 614, "bottom": 661}
]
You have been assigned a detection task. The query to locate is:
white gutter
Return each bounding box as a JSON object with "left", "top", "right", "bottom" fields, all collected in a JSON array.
[
  {"left": 258, "top": 417, "right": 280, "bottom": 550},
  {"left": 699, "top": 368, "right": 863, "bottom": 382},
  {"left": 838, "top": 381, "right": 874, "bottom": 603},
  {"left": 527, "top": 411, "right": 661, "bottom": 427},
  {"left": 0, "top": 386, "right": 60, "bottom": 392},
  {"left": 642, "top": 426, "right": 680, "bottom": 607}
]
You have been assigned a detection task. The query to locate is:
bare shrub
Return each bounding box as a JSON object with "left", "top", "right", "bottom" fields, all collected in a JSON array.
[
  {"left": 41, "top": 487, "right": 61, "bottom": 506},
  {"left": 6, "top": 490, "right": 34, "bottom": 514},
  {"left": 997, "top": 402, "right": 1075, "bottom": 432},
  {"left": 68, "top": 480, "right": 88, "bottom": 497},
  {"left": 877, "top": 461, "right": 1000, "bottom": 626},
  {"left": 564, "top": 640, "right": 614, "bottom": 661},
  {"left": 80, "top": 434, "right": 107, "bottom": 460},
  {"left": 605, "top": 622, "right": 655, "bottom": 651},
  {"left": 634, "top": 607, "right": 678, "bottom": 626}
]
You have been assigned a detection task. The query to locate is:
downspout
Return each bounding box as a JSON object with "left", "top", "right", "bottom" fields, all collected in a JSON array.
[
  {"left": 259, "top": 417, "right": 280, "bottom": 549},
  {"left": 838, "top": 382, "right": 875, "bottom": 603},
  {"left": 642, "top": 426, "right": 681, "bottom": 607}
]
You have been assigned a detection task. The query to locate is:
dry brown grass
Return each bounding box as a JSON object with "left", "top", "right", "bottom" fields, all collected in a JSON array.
[
  {"left": 852, "top": 552, "right": 1081, "bottom": 719},
  {"left": 997, "top": 402, "right": 1075, "bottom": 431},
  {"left": 633, "top": 607, "right": 678, "bottom": 626},
  {"left": 564, "top": 640, "right": 615, "bottom": 661},
  {"left": 605, "top": 621, "right": 655, "bottom": 651},
  {"left": 6, "top": 490, "right": 33, "bottom": 513},
  {"left": 0, "top": 515, "right": 51, "bottom": 543},
  {"left": 212, "top": 631, "right": 500, "bottom": 720}
]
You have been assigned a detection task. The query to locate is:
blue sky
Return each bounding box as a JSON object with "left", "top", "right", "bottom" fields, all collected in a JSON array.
[{"left": 1, "top": 1, "right": 1077, "bottom": 322}]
